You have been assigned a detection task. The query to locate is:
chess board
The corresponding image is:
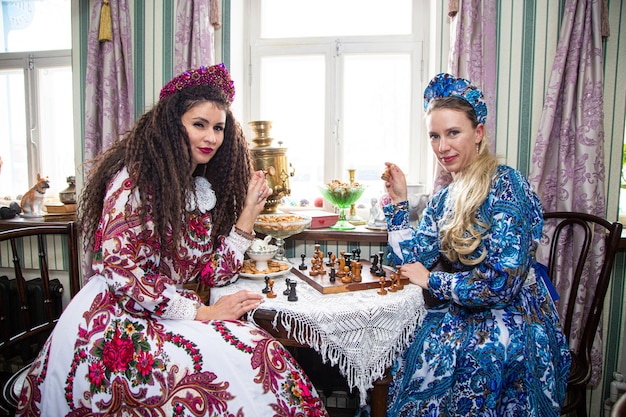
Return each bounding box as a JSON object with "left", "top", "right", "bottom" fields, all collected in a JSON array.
[{"left": 290, "top": 258, "right": 408, "bottom": 294}]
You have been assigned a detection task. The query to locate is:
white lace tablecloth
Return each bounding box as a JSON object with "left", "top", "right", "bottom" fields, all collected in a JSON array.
[{"left": 209, "top": 264, "right": 426, "bottom": 406}]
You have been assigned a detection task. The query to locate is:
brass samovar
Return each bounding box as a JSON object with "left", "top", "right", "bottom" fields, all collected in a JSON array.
[{"left": 248, "top": 121, "right": 294, "bottom": 213}]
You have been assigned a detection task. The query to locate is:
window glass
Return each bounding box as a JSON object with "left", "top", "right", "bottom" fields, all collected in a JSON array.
[
  {"left": 0, "top": 68, "right": 27, "bottom": 197},
  {"left": 260, "top": 0, "right": 412, "bottom": 38},
  {"left": 342, "top": 53, "right": 411, "bottom": 197},
  {"left": 259, "top": 55, "right": 326, "bottom": 204},
  {"left": 38, "top": 65, "right": 74, "bottom": 197},
  {"left": 0, "top": 0, "right": 73, "bottom": 202},
  {"left": 0, "top": 0, "right": 71, "bottom": 52},
  {"left": 240, "top": 0, "right": 428, "bottom": 215}
]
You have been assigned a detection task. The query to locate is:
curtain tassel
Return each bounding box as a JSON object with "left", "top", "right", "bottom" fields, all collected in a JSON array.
[{"left": 99, "top": 0, "right": 113, "bottom": 42}]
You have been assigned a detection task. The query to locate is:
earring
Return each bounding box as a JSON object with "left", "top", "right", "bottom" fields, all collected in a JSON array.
[{"left": 476, "top": 143, "right": 480, "bottom": 154}]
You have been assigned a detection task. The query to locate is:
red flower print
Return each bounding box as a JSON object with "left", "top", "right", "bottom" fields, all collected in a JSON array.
[
  {"left": 88, "top": 361, "right": 106, "bottom": 387},
  {"left": 136, "top": 350, "right": 155, "bottom": 377},
  {"left": 102, "top": 329, "right": 134, "bottom": 372},
  {"left": 94, "top": 229, "right": 103, "bottom": 252}
]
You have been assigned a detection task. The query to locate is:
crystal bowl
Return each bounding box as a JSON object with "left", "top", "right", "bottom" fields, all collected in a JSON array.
[
  {"left": 319, "top": 183, "right": 366, "bottom": 209},
  {"left": 253, "top": 214, "right": 312, "bottom": 240}
]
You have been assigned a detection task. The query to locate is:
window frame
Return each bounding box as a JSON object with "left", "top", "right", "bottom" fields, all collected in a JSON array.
[
  {"left": 239, "top": 0, "right": 434, "bottom": 199},
  {"left": 0, "top": 49, "right": 72, "bottom": 197}
]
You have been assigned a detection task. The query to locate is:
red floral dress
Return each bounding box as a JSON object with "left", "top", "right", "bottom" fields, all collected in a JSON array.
[{"left": 16, "top": 168, "right": 327, "bottom": 417}]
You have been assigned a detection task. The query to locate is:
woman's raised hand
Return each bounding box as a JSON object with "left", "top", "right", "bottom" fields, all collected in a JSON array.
[
  {"left": 236, "top": 170, "right": 273, "bottom": 233},
  {"left": 382, "top": 162, "right": 408, "bottom": 204}
]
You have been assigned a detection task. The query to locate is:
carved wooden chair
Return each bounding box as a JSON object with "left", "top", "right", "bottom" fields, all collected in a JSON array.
[
  {"left": 0, "top": 223, "right": 81, "bottom": 416},
  {"left": 541, "top": 212, "right": 622, "bottom": 417}
]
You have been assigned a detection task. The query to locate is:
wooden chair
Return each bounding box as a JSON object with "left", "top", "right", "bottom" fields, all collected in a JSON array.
[
  {"left": 541, "top": 212, "right": 622, "bottom": 417},
  {"left": 0, "top": 223, "right": 81, "bottom": 416}
]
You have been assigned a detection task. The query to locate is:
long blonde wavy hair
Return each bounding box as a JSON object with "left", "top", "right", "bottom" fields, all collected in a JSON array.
[{"left": 427, "top": 97, "right": 499, "bottom": 266}]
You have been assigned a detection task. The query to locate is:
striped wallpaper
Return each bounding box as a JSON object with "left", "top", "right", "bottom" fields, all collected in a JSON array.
[{"left": 71, "top": 1, "right": 626, "bottom": 415}]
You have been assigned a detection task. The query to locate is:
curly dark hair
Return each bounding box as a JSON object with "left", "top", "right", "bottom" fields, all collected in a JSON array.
[{"left": 78, "top": 84, "right": 253, "bottom": 251}]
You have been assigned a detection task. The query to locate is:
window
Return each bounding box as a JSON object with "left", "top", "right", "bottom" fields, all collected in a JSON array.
[
  {"left": 232, "top": 0, "right": 431, "bottom": 210},
  {"left": 0, "top": 0, "right": 73, "bottom": 202}
]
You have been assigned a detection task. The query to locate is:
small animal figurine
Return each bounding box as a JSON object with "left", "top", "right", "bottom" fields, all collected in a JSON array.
[{"left": 20, "top": 174, "right": 50, "bottom": 216}]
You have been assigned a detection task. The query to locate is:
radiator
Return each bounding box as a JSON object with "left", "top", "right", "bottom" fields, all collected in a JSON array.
[{"left": 0, "top": 275, "right": 64, "bottom": 364}]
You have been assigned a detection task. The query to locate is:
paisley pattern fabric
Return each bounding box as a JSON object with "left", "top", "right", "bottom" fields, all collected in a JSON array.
[
  {"left": 16, "top": 168, "right": 327, "bottom": 417},
  {"left": 384, "top": 165, "right": 571, "bottom": 417}
]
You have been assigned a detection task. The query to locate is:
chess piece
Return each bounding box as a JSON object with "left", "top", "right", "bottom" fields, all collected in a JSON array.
[
  {"left": 370, "top": 254, "right": 379, "bottom": 273},
  {"left": 299, "top": 253, "right": 308, "bottom": 270},
  {"left": 329, "top": 253, "right": 337, "bottom": 269},
  {"left": 283, "top": 277, "right": 291, "bottom": 295},
  {"left": 387, "top": 272, "right": 398, "bottom": 292},
  {"left": 343, "top": 253, "right": 352, "bottom": 270},
  {"left": 351, "top": 261, "right": 362, "bottom": 282},
  {"left": 355, "top": 248, "right": 361, "bottom": 261},
  {"left": 395, "top": 271, "right": 405, "bottom": 290},
  {"left": 377, "top": 276, "right": 388, "bottom": 295},
  {"left": 262, "top": 276, "right": 271, "bottom": 294},
  {"left": 329, "top": 267, "right": 336, "bottom": 282},
  {"left": 266, "top": 279, "right": 277, "bottom": 298},
  {"left": 336, "top": 253, "right": 346, "bottom": 279},
  {"left": 326, "top": 251, "right": 333, "bottom": 266},
  {"left": 287, "top": 281, "right": 298, "bottom": 301},
  {"left": 341, "top": 265, "right": 352, "bottom": 284}
]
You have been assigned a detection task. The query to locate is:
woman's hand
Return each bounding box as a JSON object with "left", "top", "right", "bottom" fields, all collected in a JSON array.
[
  {"left": 235, "top": 170, "right": 273, "bottom": 233},
  {"left": 382, "top": 162, "right": 408, "bottom": 204},
  {"left": 195, "top": 289, "right": 263, "bottom": 321},
  {"left": 397, "top": 262, "right": 430, "bottom": 289}
]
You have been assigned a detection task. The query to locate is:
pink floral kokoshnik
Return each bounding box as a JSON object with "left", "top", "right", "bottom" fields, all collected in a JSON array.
[{"left": 159, "top": 63, "right": 236, "bottom": 103}]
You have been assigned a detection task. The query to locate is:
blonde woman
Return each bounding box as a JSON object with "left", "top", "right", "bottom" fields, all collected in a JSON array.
[{"left": 382, "top": 73, "right": 570, "bottom": 416}]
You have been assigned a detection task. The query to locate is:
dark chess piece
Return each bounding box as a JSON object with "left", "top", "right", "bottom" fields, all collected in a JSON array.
[
  {"left": 343, "top": 253, "right": 352, "bottom": 269},
  {"left": 287, "top": 281, "right": 298, "bottom": 301},
  {"left": 370, "top": 254, "right": 379, "bottom": 273},
  {"left": 352, "top": 249, "right": 358, "bottom": 260},
  {"left": 283, "top": 277, "right": 291, "bottom": 295},
  {"left": 326, "top": 251, "right": 333, "bottom": 266},
  {"left": 355, "top": 248, "right": 361, "bottom": 261},
  {"left": 376, "top": 251, "right": 387, "bottom": 277},
  {"left": 299, "top": 253, "right": 308, "bottom": 270},
  {"left": 329, "top": 267, "right": 336, "bottom": 282},
  {"left": 262, "top": 276, "right": 271, "bottom": 293}
]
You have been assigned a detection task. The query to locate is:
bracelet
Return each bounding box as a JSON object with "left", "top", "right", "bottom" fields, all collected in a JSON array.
[{"left": 234, "top": 226, "right": 256, "bottom": 240}]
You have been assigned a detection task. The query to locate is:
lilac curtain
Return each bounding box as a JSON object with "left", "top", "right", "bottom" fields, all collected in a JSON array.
[
  {"left": 434, "top": 0, "right": 497, "bottom": 191},
  {"left": 82, "top": 0, "right": 134, "bottom": 279},
  {"left": 83, "top": 0, "right": 134, "bottom": 168},
  {"left": 174, "top": 0, "right": 220, "bottom": 73},
  {"left": 528, "top": 0, "right": 608, "bottom": 385}
]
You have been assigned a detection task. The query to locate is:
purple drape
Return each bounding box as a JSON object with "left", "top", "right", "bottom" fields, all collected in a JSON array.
[
  {"left": 83, "top": 0, "right": 134, "bottom": 168},
  {"left": 434, "top": 0, "right": 497, "bottom": 192},
  {"left": 174, "top": 0, "right": 219, "bottom": 73},
  {"left": 529, "top": 0, "right": 607, "bottom": 385},
  {"left": 82, "top": 0, "right": 134, "bottom": 279}
]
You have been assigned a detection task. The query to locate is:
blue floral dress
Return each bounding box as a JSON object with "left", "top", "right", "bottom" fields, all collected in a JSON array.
[
  {"left": 16, "top": 168, "right": 327, "bottom": 417},
  {"left": 384, "top": 165, "right": 571, "bottom": 417}
]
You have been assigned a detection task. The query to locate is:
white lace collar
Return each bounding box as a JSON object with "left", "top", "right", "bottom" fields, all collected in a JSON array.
[{"left": 186, "top": 177, "right": 216, "bottom": 213}]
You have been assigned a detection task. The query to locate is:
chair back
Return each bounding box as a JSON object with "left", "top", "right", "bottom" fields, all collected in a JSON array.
[
  {"left": 540, "top": 212, "right": 622, "bottom": 416},
  {"left": 0, "top": 222, "right": 80, "bottom": 415}
]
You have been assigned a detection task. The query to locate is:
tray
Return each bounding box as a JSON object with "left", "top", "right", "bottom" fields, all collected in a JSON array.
[{"left": 291, "top": 258, "right": 408, "bottom": 294}]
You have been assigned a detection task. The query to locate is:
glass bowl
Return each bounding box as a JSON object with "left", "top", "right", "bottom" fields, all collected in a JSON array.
[
  {"left": 319, "top": 182, "right": 366, "bottom": 230},
  {"left": 253, "top": 214, "right": 311, "bottom": 240},
  {"left": 254, "top": 214, "right": 312, "bottom": 261}
]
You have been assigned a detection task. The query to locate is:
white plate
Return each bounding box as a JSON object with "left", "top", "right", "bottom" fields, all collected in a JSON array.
[{"left": 239, "top": 268, "right": 291, "bottom": 280}]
